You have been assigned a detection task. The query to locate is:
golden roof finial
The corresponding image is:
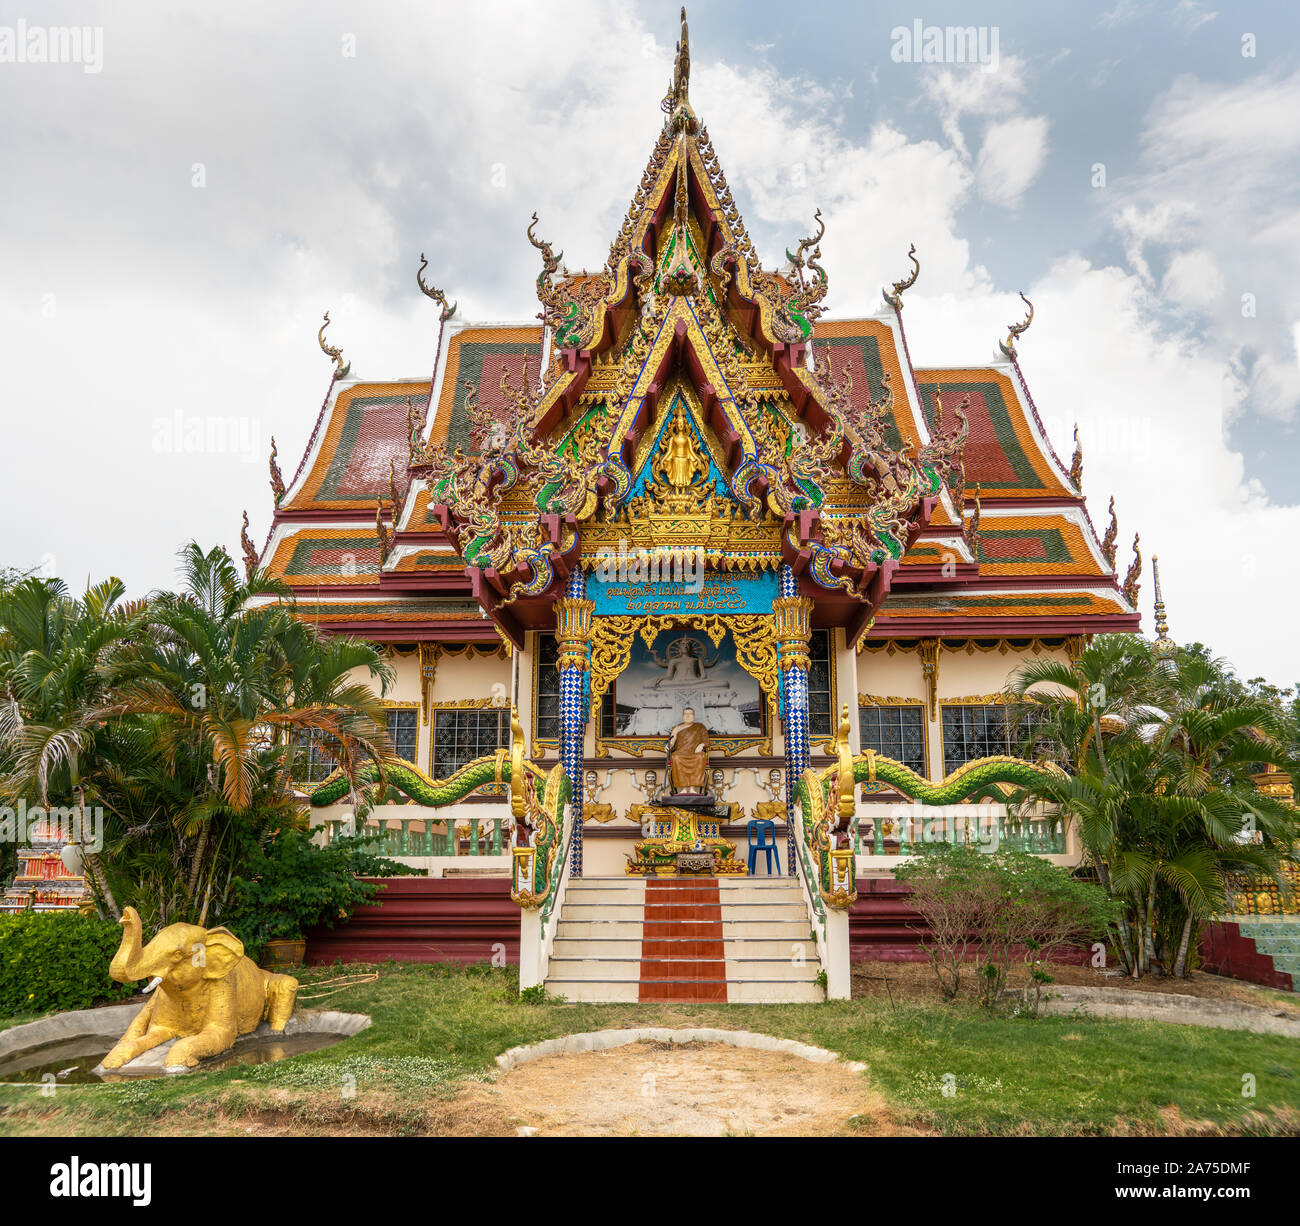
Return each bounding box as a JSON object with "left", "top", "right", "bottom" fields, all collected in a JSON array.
[
  {"left": 1069, "top": 424, "right": 1083, "bottom": 488},
  {"left": 417, "top": 253, "right": 457, "bottom": 321},
  {"left": 1102, "top": 495, "right": 1118, "bottom": 568},
  {"left": 883, "top": 243, "right": 920, "bottom": 308},
  {"left": 1122, "top": 532, "right": 1141, "bottom": 607},
  {"left": 999, "top": 292, "right": 1034, "bottom": 359},
  {"left": 269, "top": 437, "right": 285, "bottom": 503},
  {"left": 239, "top": 511, "right": 258, "bottom": 580},
  {"left": 318, "top": 312, "right": 350, "bottom": 380}
]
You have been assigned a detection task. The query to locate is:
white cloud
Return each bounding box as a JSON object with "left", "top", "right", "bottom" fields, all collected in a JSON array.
[
  {"left": 975, "top": 116, "right": 1050, "bottom": 209},
  {"left": 1160, "top": 247, "right": 1225, "bottom": 311}
]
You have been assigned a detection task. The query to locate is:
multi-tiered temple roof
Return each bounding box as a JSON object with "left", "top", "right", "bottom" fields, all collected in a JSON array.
[{"left": 251, "top": 11, "right": 1138, "bottom": 645}]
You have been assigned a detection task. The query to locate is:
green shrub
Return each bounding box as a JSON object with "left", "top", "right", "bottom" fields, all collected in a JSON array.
[
  {"left": 220, "top": 829, "right": 415, "bottom": 961},
  {"left": 894, "top": 845, "right": 1120, "bottom": 1009},
  {"left": 0, "top": 911, "right": 136, "bottom": 1018}
]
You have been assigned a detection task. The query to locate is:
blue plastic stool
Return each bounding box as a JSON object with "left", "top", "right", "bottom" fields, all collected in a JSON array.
[{"left": 747, "top": 819, "right": 781, "bottom": 875}]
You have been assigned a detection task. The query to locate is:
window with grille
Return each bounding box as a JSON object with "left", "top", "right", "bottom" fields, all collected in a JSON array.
[
  {"left": 806, "top": 629, "right": 833, "bottom": 738},
  {"left": 432, "top": 706, "right": 510, "bottom": 778},
  {"left": 859, "top": 704, "right": 926, "bottom": 775},
  {"left": 385, "top": 707, "right": 417, "bottom": 764},
  {"left": 292, "top": 729, "right": 336, "bottom": 783},
  {"left": 535, "top": 635, "right": 561, "bottom": 742},
  {"left": 940, "top": 703, "right": 1052, "bottom": 773}
]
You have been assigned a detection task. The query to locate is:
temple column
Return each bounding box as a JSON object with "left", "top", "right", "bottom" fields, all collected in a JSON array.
[
  {"left": 555, "top": 573, "right": 594, "bottom": 878},
  {"left": 774, "top": 567, "right": 813, "bottom": 879}
]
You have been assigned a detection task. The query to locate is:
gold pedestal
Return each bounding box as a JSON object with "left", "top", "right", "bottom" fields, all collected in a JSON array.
[{"left": 625, "top": 807, "right": 746, "bottom": 876}]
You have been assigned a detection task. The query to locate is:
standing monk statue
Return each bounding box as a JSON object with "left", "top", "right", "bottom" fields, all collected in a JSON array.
[{"left": 666, "top": 707, "right": 710, "bottom": 795}]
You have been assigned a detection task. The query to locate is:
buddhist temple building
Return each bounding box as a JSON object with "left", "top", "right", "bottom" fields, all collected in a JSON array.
[{"left": 248, "top": 11, "right": 1140, "bottom": 999}]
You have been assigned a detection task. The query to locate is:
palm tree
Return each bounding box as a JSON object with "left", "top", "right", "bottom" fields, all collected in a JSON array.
[
  {"left": 1007, "top": 638, "right": 1299, "bottom": 978},
  {"left": 109, "top": 544, "right": 395, "bottom": 923},
  {"left": 0, "top": 576, "right": 145, "bottom": 918}
]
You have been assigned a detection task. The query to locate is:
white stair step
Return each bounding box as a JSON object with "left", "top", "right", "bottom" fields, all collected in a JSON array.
[
  {"left": 547, "top": 959, "right": 644, "bottom": 981},
  {"left": 724, "top": 958, "right": 819, "bottom": 981},
  {"left": 544, "top": 981, "right": 641, "bottom": 1002},
  {"left": 552, "top": 937, "right": 645, "bottom": 957},
  {"left": 553, "top": 920, "right": 644, "bottom": 939}
]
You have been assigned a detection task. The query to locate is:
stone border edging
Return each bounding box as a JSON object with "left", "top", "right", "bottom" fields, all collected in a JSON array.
[
  {"left": 1010, "top": 985, "right": 1300, "bottom": 1037},
  {"left": 496, "top": 1028, "right": 866, "bottom": 1074}
]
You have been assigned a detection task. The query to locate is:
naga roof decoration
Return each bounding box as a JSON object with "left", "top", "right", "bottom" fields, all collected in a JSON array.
[{"left": 253, "top": 9, "right": 1138, "bottom": 644}]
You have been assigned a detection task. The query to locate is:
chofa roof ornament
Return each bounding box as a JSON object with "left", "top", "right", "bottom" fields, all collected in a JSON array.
[
  {"left": 999, "top": 292, "right": 1034, "bottom": 359},
  {"left": 416, "top": 254, "right": 457, "bottom": 322},
  {"left": 317, "top": 312, "right": 350, "bottom": 381},
  {"left": 883, "top": 243, "right": 920, "bottom": 309}
]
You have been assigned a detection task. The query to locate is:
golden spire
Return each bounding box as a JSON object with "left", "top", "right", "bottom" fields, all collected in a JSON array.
[
  {"left": 1152, "top": 554, "right": 1176, "bottom": 664},
  {"left": 663, "top": 8, "right": 698, "bottom": 134}
]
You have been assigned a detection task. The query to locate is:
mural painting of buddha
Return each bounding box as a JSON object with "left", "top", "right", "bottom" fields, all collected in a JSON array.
[{"left": 666, "top": 706, "right": 710, "bottom": 795}]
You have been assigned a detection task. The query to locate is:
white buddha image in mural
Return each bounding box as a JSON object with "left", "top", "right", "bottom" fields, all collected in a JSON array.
[{"left": 617, "top": 633, "right": 752, "bottom": 735}]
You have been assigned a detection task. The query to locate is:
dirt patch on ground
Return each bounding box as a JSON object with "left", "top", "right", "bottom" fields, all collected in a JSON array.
[
  {"left": 852, "top": 960, "right": 1300, "bottom": 1015},
  {"left": 481, "top": 1040, "right": 921, "bottom": 1136}
]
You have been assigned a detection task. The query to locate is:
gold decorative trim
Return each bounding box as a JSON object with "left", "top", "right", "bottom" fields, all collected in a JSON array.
[
  {"left": 918, "top": 638, "right": 940, "bottom": 721},
  {"left": 858, "top": 694, "right": 924, "bottom": 706},
  {"left": 595, "top": 733, "right": 770, "bottom": 759},
  {"left": 555, "top": 597, "right": 596, "bottom": 671},
  {"left": 588, "top": 613, "right": 779, "bottom": 737},
  {"left": 937, "top": 693, "right": 1016, "bottom": 706},
  {"left": 773, "top": 596, "right": 813, "bottom": 670},
  {"left": 858, "top": 636, "right": 1063, "bottom": 657}
]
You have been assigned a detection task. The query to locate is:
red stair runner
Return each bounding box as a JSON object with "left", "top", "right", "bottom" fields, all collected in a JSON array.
[{"left": 638, "top": 877, "right": 727, "bottom": 1002}]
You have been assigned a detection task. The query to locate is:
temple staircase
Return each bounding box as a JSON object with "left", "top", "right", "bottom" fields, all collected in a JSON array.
[{"left": 543, "top": 876, "right": 825, "bottom": 1003}]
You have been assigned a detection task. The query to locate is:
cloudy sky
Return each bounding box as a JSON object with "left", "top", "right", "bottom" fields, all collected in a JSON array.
[{"left": 1, "top": 0, "right": 1295, "bottom": 680}]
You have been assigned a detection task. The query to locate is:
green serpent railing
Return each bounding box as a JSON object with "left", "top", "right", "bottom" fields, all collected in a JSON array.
[
  {"left": 791, "top": 750, "right": 1068, "bottom": 908},
  {"left": 309, "top": 757, "right": 512, "bottom": 808}
]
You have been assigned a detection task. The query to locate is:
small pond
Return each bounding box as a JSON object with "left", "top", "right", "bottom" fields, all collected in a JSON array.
[
  {"left": 0, "top": 1005, "right": 371, "bottom": 1084},
  {"left": 0, "top": 1032, "right": 346, "bottom": 1084}
]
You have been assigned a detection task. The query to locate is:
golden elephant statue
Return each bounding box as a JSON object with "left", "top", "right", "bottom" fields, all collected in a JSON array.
[{"left": 101, "top": 906, "right": 299, "bottom": 1070}]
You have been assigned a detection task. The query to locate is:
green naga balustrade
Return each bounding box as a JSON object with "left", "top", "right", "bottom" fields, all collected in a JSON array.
[
  {"left": 308, "top": 744, "right": 572, "bottom": 908},
  {"left": 796, "top": 751, "right": 1068, "bottom": 859}
]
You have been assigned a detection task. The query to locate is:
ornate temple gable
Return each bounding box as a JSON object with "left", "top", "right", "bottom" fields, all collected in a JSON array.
[{"left": 339, "top": 10, "right": 966, "bottom": 646}]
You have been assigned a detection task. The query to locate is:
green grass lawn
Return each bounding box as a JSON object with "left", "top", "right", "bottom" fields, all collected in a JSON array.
[{"left": 1, "top": 962, "right": 1296, "bottom": 1136}]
